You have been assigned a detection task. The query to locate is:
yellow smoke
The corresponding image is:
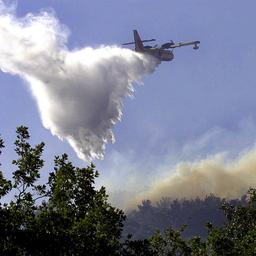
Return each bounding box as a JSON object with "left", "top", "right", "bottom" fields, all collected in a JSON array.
[{"left": 136, "top": 149, "right": 256, "bottom": 204}]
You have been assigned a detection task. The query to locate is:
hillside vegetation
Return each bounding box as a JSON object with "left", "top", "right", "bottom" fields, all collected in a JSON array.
[{"left": 0, "top": 127, "right": 256, "bottom": 255}]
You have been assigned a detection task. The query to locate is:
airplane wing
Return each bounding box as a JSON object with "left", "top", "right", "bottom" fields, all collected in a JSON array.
[
  {"left": 122, "top": 39, "right": 156, "bottom": 46},
  {"left": 169, "top": 41, "right": 200, "bottom": 49}
]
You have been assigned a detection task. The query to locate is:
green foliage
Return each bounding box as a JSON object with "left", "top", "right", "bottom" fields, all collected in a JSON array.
[
  {"left": 0, "top": 136, "right": 4, "bottom": 155},
  {"left": 149, "top": 226, "right": 192, "bottom": 256},
  {"left": 121, "top": 237, "right": 153, "bottom": 256},
  {"left": 1, "top": 126, "right": 256, "bottom": 255},
  {"left": 12, "top": 126, "right": 46, "bottom": 209},
  {"left": 0, "top": 136, "right": 11, "bottom": 198},
  {"left": 124, "top": 195, "right": 226, "bottom": 240},
  {"left": 122, "top": 191, "right": 256, "bottom": 255},
  {"left": 205, "top": 188, "right": 256, "bottom": 255},
  {"left": 146, "top": 189, "right": 256, "bottom": 255},
  {"left": 0, "top": 126, "right": 125, "bottom": 255}
]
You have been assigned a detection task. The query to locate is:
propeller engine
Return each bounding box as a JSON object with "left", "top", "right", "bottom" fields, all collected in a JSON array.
[
  {"left": 193, "top": 43, "right": 199, "bottom": 50},
  {"left": 161, "top": 40, "right": 174, "bottom": 49}
]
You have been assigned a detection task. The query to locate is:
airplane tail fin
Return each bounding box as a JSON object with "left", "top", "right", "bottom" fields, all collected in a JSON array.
[{"left": 133, "top": 30, "right": 144, "bottom": 52}]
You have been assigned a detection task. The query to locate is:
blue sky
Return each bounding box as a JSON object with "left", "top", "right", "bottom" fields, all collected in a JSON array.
[{"left": 1, "top": 0, "right": 256, "bottom": 207}]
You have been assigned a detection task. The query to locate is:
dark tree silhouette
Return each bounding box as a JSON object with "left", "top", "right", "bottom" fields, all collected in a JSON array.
[
  {"left": 1, "top": 127, "right": 256, "bottom": 255},
  {"left": 0, "top": 127, "right": 125, "bottom": 255},
  {"left": 124, "top": 194, "right": 246, "bottom": 240}
]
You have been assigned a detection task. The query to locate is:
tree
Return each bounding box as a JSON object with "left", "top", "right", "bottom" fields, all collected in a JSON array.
[
  {"left": 2, "top": 127, "right": 256, "bottom": 255},
  {"left": 205, "top": 188, "right": 256, "bottom": 255},
  {"left": 0, "top": 136, "right": 11, "bottom": 198},
  {"left": 0, "top": 126, "right": 125, "bottom": 255},
  {"left": 124, "top": 195, "right": 226, "bottom": 240},
  {"left": 144, "top": 189, "right": 256, "bottom": 255}
]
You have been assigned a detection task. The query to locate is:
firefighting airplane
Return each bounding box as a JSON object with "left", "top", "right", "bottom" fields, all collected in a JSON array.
[{"left": 122, "top": 30, "right": 200, "bottom": 61}]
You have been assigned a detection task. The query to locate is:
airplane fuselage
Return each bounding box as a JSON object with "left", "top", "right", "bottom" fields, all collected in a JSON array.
[{"left": 144, "top": 48, "right": 174, "bottom": 61}]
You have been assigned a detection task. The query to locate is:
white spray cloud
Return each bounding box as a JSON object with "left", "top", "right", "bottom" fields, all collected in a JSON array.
[{"left": 0, "top": 1, "right": 159, "bottom": 161}]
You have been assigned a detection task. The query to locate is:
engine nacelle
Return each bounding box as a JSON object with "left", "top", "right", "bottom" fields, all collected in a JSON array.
[
  {"left": 161, "top": 41, "right": 174, "bottom": 49},
  {"left": 193, "top": 44, "right": 199, "bottom": 50}
]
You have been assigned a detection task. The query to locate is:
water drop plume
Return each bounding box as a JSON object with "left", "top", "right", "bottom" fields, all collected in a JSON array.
[{"left": 0, "top": 1, "right": 159, "bottom": 161}]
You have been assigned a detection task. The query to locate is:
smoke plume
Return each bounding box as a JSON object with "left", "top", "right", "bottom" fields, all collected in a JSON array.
[
  {"left": 136, "top": 149, "right": 256, "bottom": 204},
  {"left": 0, "top": 1, "right": 158, "bottom": 161}
]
